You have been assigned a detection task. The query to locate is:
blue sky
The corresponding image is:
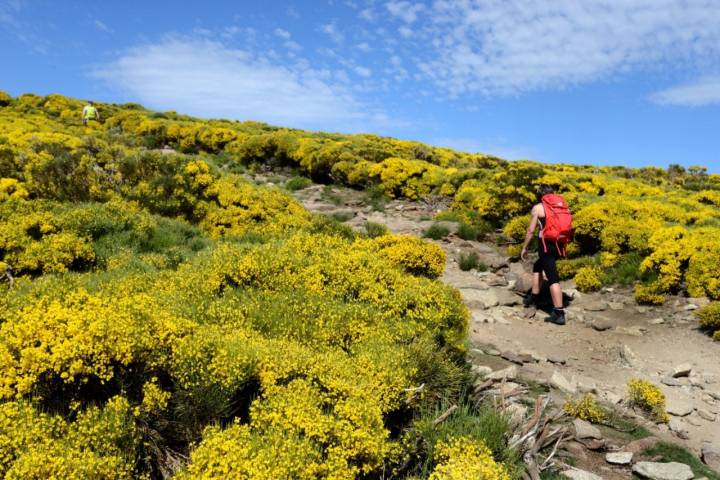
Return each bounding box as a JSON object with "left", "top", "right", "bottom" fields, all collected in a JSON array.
[{"left": 2, "top": 0, "right": 720, "bottom": 171}]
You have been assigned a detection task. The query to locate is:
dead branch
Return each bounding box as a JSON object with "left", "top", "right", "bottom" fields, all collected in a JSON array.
[{"left": 431, "top": 404, "right": 458, "bottom": 427}]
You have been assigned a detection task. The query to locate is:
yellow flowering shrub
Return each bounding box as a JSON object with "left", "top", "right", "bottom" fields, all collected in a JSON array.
[
  {"left": 574, "top": 266, "right": 603, "bottom": 292},
  {"left": 627, "top": 379, "right": 669, "bottom": 423},
  {"left": 564, "top": 394, "right": 606, "bottom": 423},
  {"left": 355, "top": 234, "right": 446, "bottom": 278},
  {"left": 429, "top": 436, "right": 510, "bottom": 480},
  {"left": 696, "top": 302, "right": 720, "bottom": 340}
]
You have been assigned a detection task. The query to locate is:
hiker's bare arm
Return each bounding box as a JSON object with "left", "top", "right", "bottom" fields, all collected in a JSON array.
[{"left": 520, "top": 206, "right": 540, "bottom": 261}]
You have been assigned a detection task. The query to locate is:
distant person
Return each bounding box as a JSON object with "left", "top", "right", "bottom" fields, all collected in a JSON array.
[
  {"left": 82, "top": 101, "right": 100, "bottom": 125},
  {"left": 520, "top": 185, "right": 573, "bottom": 325}
]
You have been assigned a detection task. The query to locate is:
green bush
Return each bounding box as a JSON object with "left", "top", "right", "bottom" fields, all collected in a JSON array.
[
  {"left": 424, "top": 223, "right": 450, "bottom": 240},
  {"left": 457, "top": 222, "right": 479, "bottom": 241},
  {"left": 364, "top": 221, "right": 389, "bottom": 238},
  {"left": 330, "top": 211, "right": 354, "bottom": 222},
  {"left": 284, "top": 176, "right": 313, "bottom": 191},
  {"left": 458, "top": 252, "right": 481, "bottom": 271},
  {"left": 697, "top": 302, "right": 720, "bottom": 340}
]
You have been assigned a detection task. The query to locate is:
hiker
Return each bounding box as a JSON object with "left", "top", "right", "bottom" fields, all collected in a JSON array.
[
  {"left": 520, "top": 185, "right": 572, "bottom": 325},
  {"left": 82, "top": 101, "right": 100, "bottom": 125}
]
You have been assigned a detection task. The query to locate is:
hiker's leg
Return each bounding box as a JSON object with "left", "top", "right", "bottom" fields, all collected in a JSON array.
[
  {"left": 544, "top": 256, "right": 563, "bottom": 308},
  {"left": 531, "top": 260, "right": 542, "bottom": 295},
  {"left": 549, "top": 283, "right": 563, "bottom": 308}
]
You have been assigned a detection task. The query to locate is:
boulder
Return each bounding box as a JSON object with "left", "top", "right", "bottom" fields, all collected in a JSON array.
[
  {"left": 495, "top": 289, "right": 522, "bottom": 307},
  {"left": 668, "top": 418, "right": 690, "bottom": 439},
  {"left": 561, "top": 468, "right": 603, "bottom": 480},
  {"left": 701, "top": 442, "right": 720, "bottom": 471},
  {"left": 550, "top": 371, "right": 577, "bottom": 394},
  {"left": 666, "top": 399, "right": 694, "bottom": 417},
  {"left": 632, "top": 461, "right": 694, "bottom": 480},
  {"left": 606, "top": 451, "right": 633, "bottom": 465},
  {"left": 673, "top": 364, "right": 693, "bottom": 378},
  {"left": 573, "top": 418, "right": 602, "bottom": 440},
  {"left": 513, "top": 273, "right": 534, "bottom": 293}
]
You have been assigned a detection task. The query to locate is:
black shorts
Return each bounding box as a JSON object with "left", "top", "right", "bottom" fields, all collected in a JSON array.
[{"left": 533, "top": 240, "right": 561, "bottom": 285}]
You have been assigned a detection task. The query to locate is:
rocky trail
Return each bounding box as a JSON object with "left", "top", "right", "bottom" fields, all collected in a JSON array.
[{"left": 258, "top": 176, "right": 720, "bottom": 479}]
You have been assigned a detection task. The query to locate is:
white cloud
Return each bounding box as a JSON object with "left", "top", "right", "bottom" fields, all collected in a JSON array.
[
  {"left": 92, "top": 37, "right": 390, "bottom": 131},
  {"left": 421, "top": 0, "right": 720, "bottom": 96},
  {"left": 94, "top": 20, "right": 112, "bottom": 33},
  {"left": 320, "top": 22, "right": 344, "bottom": 44},
  {"left": 386, "top": 1, "right": 425, "bottom": 23},
  {"left": 398, "top": 26, "right": 413, "bottom": 38},
  {"left": 356, "top": 42, "right": 371, "bottom": 52},
  {"left": 359, "top": 8, "right": 375, "bottom": 21},
  {"left": 284, "top": 40, "right": 302, "bottom": 51},
  {"left": 354, "top": 66, "right": 372, "bottom": 77},
  {"left": 273, "top": 28, "right": 291, "bottom": 40},
  {"left": 650, "top": 76, "right": 720, "bottom": 106}
]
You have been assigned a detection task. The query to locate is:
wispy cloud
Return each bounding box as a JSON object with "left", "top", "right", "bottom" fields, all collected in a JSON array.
[
  {"left": 94, "top": 19, "right": 112, "bottom": 34},
  {"left": 91, "top": 37, "right": 392, "bottom": 131},
  {"left": 416, "top": 0, "right": 720, "bottom": 96},
  {"left": 320, "top": 21, "right": 344, "bottom": 44},
  {"left": 386, "top": 1, "right": 425, "bottom": 23},
  {"left": 650, "top": 76, "right": 720, "bottom": 107}
]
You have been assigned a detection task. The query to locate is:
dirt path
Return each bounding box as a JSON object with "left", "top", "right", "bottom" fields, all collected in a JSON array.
[{"left": 287, "top": 182, "right": 720, "bottom": 470}]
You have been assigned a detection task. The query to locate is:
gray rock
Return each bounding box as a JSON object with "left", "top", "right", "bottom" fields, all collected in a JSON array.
[
  {"left": 486, "top": 348, "right": 501, "bottom": 356},
  {"left": 615, "top": 326, "right": 645, "bottom": 336},
  {"left": 501, "top": 352, "right": 534, "bottom": 365},
  {"left": 471, "top": 365, "right": 493, "bottom": 377},
  {"left": 608, "top": 301, "right": 624, "bottom": 310},
  {"left": 682, "top": 303, "right": 698, "bottom": 311},
  {"left": 573, "top": 418, "right": 602, "bottom": 440},
  {"left": 460, "top": 288, "right": 499, "bottom": 309},
  {"left": 661, "top": 377, "right": 682, "bottom": 387},
  {"left": 592, "top": 319, "right": 613, "bottom": 331},
  {"left": 697, "top": 409, "right": 717, "bottom": 421},
  {"left": 561, "top": 468, "right": 603, "bottom": 480},
  {"left": 685, "top": 415, "right": 702, "bottom": 427},
  {"left": 606, "top": 451, "right": 633, "bottom": 465},
  {"left": 496, "top": 289, "right": 522, "bottom": 307},
  {"left": 584, "top": 300, "right": 608, "bottom": 312},
  {"left": 701, "top": 442, "right": 720, "bottom": 471},
  {"left": 620, "top": 344, "right": 640, "bottom": 368},
  {"left": 673, "top": 363, "right": 693, "bottom": 378},
  {"left": 632, "top": 461, "right": 694, "bottom": 480},
  {"left": 668, "top": 418, "right": 690, "bottom": 439},
  {"left": 550, "top": 371, "right": 578, "bottom": 394},
  {"left": 648, "top": 317, "right": 666, "bottom": 325},
  {"left": 487, "top": 365, "right": 518, "bottom": 381},
  {"left": 666, "top": 399, "right": 694, "bottom": 417}
]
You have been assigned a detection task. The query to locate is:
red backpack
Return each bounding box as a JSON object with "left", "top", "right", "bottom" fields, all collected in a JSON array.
[{"left": 541, "top": 193, "right": 573, "bottom": 256}]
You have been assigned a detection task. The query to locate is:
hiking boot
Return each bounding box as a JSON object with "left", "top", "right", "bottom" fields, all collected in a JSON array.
[
  {"left": 523, "top": 293, "right": 537, "bottom": 308},
  {"left": 545, "top": 309, "right": 566, "bottom": 326}
]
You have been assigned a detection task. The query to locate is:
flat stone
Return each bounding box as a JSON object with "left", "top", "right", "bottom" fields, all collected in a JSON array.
[
  {"left": 701, "top": 442, "right": 720, "bottom": 471},
  {"left": 496, "top": 289, "right": 522, "bottom": 306},
  {"left": 573, "top": 418, "right": 602, "bottom": 440},
  {"left": 632, "top": 461, "right": 694, "bottom": 480},
  {"left": 637, "top": 306, "right": 649, "bottom": 313},
  {"left": 661, "top": 377, "right": 683, "bottom": 387},
  {"left": 461, "top": 288, "right": 499, "bottom": 309},
  {"left": 606, "top": 451, "right": 633, "bottom": 465},
  {"left": 666, "top": 399, "right": 693, "bottom": 417},
  {"left": 501, "top": 352, "right": 534, "bottom": 364},
  {"left": 682, "top": 303, "right": 698, "bottom": 311},
  {"left": 668, "top": 418, "right": 690, "bottom": 439},
  {"left": 563, "top": 440, "right": 588, "bottom": 460},
  {"left": 547, "top": 354, "right": 567, "bottom": 365},
  {"left": 685, "top": 415, "right": 702, "bottom": 427},
  {"left": 486, "top": 348, "right": 501, "bottom": 356},
  {"left": 648, "top": 317, "right": 666, "bottom": 325},
  {"left": 584, "top": 300, "right": 608, "bottom": 312},
  {"left": 673, "top": 364, "right": 693, "bottom": 378},
  {"left": 615, "top": 326, "right": 645, "bottom": 336},
  {"left": 550, "top": 371, "right": 577, "bottom": 394},
  {"left": 561, "top": 468, "right": 603, "bottom": 480},
  {"left": 608, "top": 301, "right": 624, "bottom": 310},
  {"left": 471, "top": 365, "right": 493, "bottom": 377},
  {"left": 592, "top": 319, "right": 613, "bottom": 331},
  {"left": 697, "top": 409, "right": 716, "bottom": 421},
  {"left": 487, "top": 365, "right": 518, "bottom": 381},
  {"left": 486, "top": 274, "right": 508, "bottom": 286}
]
